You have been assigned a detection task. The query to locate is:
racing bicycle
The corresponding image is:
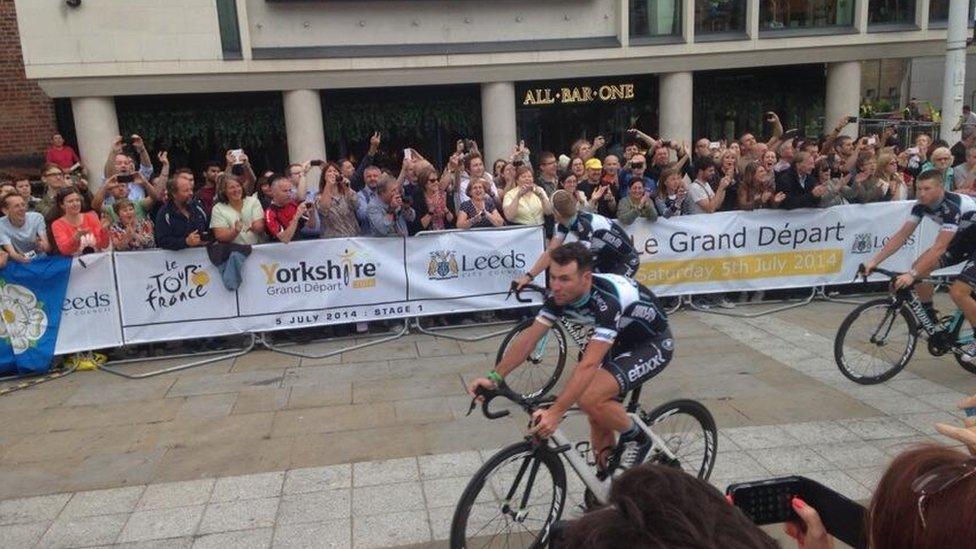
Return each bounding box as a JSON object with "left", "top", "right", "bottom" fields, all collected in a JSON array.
[
  {"left": 834, "top": 265, "right": 976, "bottom": 384},
  {"left": 449, "top": 381, "right": 717, "bottom": 548}
]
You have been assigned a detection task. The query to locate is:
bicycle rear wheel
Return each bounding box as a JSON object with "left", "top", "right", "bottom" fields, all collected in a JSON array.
[
  {"left": 449, "top": 441, "right": 567, "bottom": 549},
  {"left": 640, "top": 399, "right": 717, "bottom": 480},
  {"left": 495, "top": 318, "right": 566, "bottom": 399},
  {"left": 834, "top": 298, "right": 917, "bottom": 384}
]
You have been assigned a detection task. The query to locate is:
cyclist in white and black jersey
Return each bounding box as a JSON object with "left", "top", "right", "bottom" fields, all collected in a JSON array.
[
  {"left": 866, "top": 169, "right": 976, "bottom": 360},
  {"left": 470, "top": 243, "right": 673, "bottom": 471},
  {"left": 515, "top": 190, "right": 640, "bottom": 291}
]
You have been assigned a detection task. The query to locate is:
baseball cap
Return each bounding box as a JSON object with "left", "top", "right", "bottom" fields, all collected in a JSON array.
[{"left": 585, "top": 158, "right": 603, "bottom": 170}]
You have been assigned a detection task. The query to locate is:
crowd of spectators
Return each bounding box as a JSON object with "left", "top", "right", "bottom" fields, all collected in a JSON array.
[{"left": 0, "top": 111, "right": 973, "bottom": 278}]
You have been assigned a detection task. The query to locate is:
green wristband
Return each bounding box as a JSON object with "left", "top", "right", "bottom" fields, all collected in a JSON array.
[{"left": 486, "top": 371, "right": 503, "bottom": 384}]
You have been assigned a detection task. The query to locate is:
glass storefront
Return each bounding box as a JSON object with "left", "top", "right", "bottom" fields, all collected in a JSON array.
[
  {"left": 693, "top": 64, "right": 826, "bottom": 141},
  {"left": 115, "top": 92, "right": 288, "bottom": 175},
  {"left": 695, "top": 0, "right": 748, "bottom": 35},
  {"left": 515, "top": 76, "right": 658, "bottom": 159},
  {"left": 320, "top": 85, "right": 481, "bottom": 172},
  {"left": 928, "top": 0, "right": 975, "bottom": 24},
  {"left": 760, "top": 0, "right": 855, "bottom": 30},
  {"left": 630, "top": 0, "right": 682, "bottom": 38},
  {"left": 868, "top": 0, "right": 915, "bottom": 25}
]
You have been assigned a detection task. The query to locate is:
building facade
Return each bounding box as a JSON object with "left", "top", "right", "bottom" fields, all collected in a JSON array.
[
  {"left": 1, "top": 0, "right": 56, "bottom": 172},
  {"left": 11, "top": 0, "right": 966, "bottom": 180}
]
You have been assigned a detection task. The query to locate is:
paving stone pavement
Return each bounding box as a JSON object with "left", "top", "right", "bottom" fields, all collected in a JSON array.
[{"left": 1, "top": 299, "right": 975, "bottom": 548}]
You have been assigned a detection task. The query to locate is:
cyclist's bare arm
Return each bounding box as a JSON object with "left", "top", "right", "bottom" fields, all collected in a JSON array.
[
  {"left": 867, "top": 220, "right": 918, "bottom": 272},
  {"left": 517, "top": 236, "right": 563, "bottom": 288},
  {"left": 911, "top": 229, "right": 954, "bottom": 278},
  {"left": 494, "top": 319, "right": 551, "bottom": 378},
  {"left": 548, "top": 339, "right": 612, "bottom": 416}
]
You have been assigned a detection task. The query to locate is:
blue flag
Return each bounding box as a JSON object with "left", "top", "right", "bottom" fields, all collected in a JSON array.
[{"left": 0, "top": 256, "right": 72, "bottom": 376}]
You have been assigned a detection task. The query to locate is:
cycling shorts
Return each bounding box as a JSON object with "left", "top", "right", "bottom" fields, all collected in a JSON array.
[
  {"left": 601, "top": 329, "right": 674, "bottom": 396},
  {"left": 938, "top": 226, "right": 976, "bottom": 287}
]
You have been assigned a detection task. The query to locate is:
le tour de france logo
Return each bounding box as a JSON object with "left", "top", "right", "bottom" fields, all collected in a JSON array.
[
  {"left": 259, "top": 249, "right": 378, "bottom": 296},
  {"left": 145, "top": 260, "right": 211, "bottom": 311}
]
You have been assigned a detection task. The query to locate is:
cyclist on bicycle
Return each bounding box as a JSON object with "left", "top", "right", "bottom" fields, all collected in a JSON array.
[
  {"left": 864, "top": 169, "right": 976, "bottom": 360},
  {"left": 514, "top": 190, "right": 639, "bottom": 290},
  {"left": 468, "top": 242, "right": 673, "bottom": 472}
]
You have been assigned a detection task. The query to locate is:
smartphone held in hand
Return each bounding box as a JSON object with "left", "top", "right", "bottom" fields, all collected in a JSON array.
[{"left": 727, "top": 476, "right": 866, "bottom": 549}]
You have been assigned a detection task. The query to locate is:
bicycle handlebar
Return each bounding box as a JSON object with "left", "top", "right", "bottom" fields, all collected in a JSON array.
[
  {"left": 507, "top": 281, "right": 548, "bottom": 303},
  {"left": 465, "top": 383, "right": 557, "bottom": 421},
  {"left": 855, "top": 263, "right": 902, "bottom": 282}
]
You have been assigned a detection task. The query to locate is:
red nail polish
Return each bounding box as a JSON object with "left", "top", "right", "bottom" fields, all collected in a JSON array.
[
  {"left": 792, "top": 497, "right": 805, "bottom": 509},
  {"left": 725, "top": 494, "right": 734, "bottom": 504}
]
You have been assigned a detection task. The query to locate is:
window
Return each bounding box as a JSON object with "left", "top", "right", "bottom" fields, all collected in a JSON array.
[
  {"left": 695, "top": 0, "right": 747, "bottom": 34},
  {"left": 929, "top": 0, "right": 975, "bottom": 24},
  {"left": 631, "top": 0, "right": 683, "bottom": 38},
  {"left": 868, "top": 0, "right": 916, "bottom": 25},
  {"left": 760, "top": 0, "right": 855, "bottom": 30}
]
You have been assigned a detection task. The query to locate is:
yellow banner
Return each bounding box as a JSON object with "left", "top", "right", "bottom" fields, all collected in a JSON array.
[{"left": 636, "top": 249, "right": 843, "bottom": 286}]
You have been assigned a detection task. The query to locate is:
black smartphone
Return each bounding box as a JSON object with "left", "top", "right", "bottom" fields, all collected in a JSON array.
[
  {"left": 310, "top": 160, "right": 324, "bottom": 167},
  {"left": 847, "top": 116, "right": 858, "bottom": 124},
  {"left": 116, "top": 173, "right": 134, "bottom": 184},
  {"left": 199, "top": 230, "right": 215, "bottom": 243},
  {"left": 727, "top": 476, "right": 867, "bottom": 549}
]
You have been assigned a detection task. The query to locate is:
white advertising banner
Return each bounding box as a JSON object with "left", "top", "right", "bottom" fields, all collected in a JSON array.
[
  {"left": 235, "top": 237, "right": 408, "bottom": 332},
  {"left": 405, "top": 225, "right": 546, "bottom": 314},
  {"left": 55, "top": 252, "right": 123, "bottom": 354},
  {"left": 114, "top": 247, "right": 239, "bottom": 344},
  {"left": 626, "top": 202, "right": 920, "bottom": 296}
]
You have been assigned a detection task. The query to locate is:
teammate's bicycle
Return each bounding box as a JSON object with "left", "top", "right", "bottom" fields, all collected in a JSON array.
[
  {"left": 449, "top": 382, "right": 717, "bottom": 548},
  {"left": 834, "top": 264, "right": 976, "bottom": 385},
  {"left": 493, "top": 284, "right": 592, "bottom": 400}
]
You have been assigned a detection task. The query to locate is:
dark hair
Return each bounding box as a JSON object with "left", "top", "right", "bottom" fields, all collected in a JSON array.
[
  {"left": 463, "top": 152, "right": 483, "bottom": 172},
  {"left": 868, "top": 444, "right": 976, "bottom": 549},
  {"left": 561, "top": 465, "right": 778, "bottom": 549},
  {"left": 917, "top": 169, "right": 944, "bottom": 186},
  {"left": 203, "top": 160, "right": 222, "bottom": 172},
  {"left": 515, "top": 165, "right": 534, "bottom": 181},
  {"left": 317, "top": 161, "right": 342, "bottom": 192},
  {"left": 0, "top": 191, "right": 21, "bottom": 210},
  {"left": 549, "top": 242, "right": 593, "bottom": 273},
  {"left": 694, "top": 159, "right": 715, "bottom": 177},
  {"left": 539, "top": 151, "right": 556, "bottom": 164}
]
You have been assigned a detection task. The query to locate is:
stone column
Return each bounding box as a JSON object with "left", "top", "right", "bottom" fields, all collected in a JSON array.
[
  {"left": 659, "top": 72, "right": 693, "bottom": 145},
  {"left": 480, "top": 82, "right": 517, "bottom": 165},
  {"left": 940, "top": 0, "right": 968, "bottom": 143},
  {"left": 826, "top": 61, "right": 862, "bottom": 138},
  {"left": 283, "top": 89, "right": 327, "bottom": 164},
  {"left": 70, "top": 97, "right": 120, "bottom": 190}
]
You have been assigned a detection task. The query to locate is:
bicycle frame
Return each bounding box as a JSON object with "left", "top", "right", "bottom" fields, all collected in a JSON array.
[
  {"left": 893, "top": 289, "right": 973, "bottom": 345},
  {"left": 542, "top": 409, "right": 680, "bottom": 506}
]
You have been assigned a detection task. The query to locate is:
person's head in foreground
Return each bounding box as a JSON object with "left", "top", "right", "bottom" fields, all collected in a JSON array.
[{"left": 559, "top": 464, "right": 778, "bottom": 549}]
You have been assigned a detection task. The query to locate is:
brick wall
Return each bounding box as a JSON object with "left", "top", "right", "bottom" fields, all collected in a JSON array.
[{"left": 0, "top": 0, "right": 57, "bottom": 174}]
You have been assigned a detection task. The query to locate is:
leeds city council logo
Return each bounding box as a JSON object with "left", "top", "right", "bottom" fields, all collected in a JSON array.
[{"left": 427, "top": 250, "right": 459, "bottom": 280}]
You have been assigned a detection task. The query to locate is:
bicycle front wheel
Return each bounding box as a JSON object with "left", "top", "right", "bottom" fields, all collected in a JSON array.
[
  {"left": 496, "top": 318, "right": 566, "bottom": 399},
  {"left": 834, "top": 298, "right": 917, "bottom": 384},
  {"left": 449, "top": 441, "right": 567, "bottom": 549},
  {"left": 640, "top": 399, "right": 717, "bottom": 480}
]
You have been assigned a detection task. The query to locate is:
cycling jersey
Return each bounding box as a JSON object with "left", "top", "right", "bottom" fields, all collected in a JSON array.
[
  {"left": 909, "top": 192, "right": 976, "bottom": 233},
  {"left": 535, "top": 274, "right": 672, "bottom": 394},
  {"left": 553, "top": 211, "right": 640, "bottom": 276}
]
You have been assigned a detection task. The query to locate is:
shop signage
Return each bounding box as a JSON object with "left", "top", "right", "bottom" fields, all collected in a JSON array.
[{"left": 521, "top": 83, "right": 635, "bottom": 106}]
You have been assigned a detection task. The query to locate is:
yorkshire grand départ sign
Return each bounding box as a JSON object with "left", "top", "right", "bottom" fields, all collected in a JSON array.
[{"left": 520, "top": 82, "right": 636, "bottom": 106}]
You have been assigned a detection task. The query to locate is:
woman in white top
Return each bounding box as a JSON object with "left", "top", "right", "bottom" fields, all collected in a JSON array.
[{"left": 210, "top": 175, "right": 266, "bottom": 245}]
